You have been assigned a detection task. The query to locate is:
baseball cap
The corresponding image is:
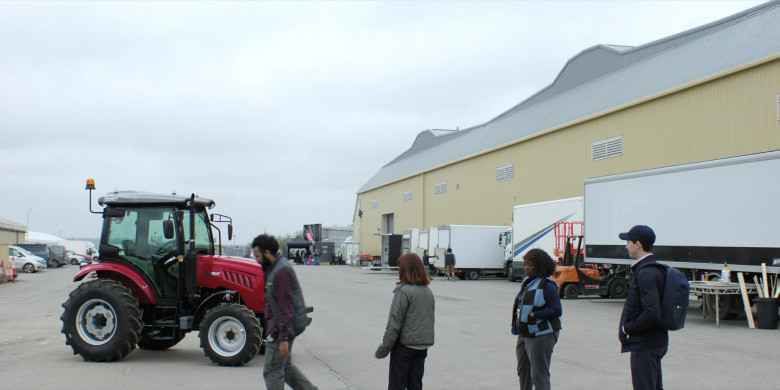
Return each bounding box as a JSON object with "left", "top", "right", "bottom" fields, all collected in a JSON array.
[{"left": 618, "top": 225, "right": 656, "bottom": 246}]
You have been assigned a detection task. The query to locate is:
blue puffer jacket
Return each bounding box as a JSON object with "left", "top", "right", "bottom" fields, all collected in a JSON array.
[{"left": 619, "top": 255, "right": 668, "bottom": 353}]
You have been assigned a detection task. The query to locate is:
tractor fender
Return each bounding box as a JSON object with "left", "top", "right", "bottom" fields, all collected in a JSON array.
[
  {"left": 73, "top": 262, "right": 157, "bottom": 304},
  {"left": 193, "top": 290, "right": 243, "bottom": 327}
]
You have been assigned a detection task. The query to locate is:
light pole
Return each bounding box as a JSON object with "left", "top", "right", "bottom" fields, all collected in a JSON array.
[
  {"left": 27, "top": 208, "right": 31, "bottom": 230},
  {"left": 358, "top": 208, "right": 363, "bottom": 255}
]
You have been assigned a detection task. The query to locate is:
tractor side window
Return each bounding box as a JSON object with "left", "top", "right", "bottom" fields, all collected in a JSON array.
[
  {"left": 106, "top": 208, "right": 179, "bottom": 288},
  {"left": 148, "top": 210, "right": 177, "bottom": 259},
  {"left": 107, "top": 210, "right": 139, "bottom": 257},
  {"left": 182, "top": 211, "right": 213, "bottom": 254}
]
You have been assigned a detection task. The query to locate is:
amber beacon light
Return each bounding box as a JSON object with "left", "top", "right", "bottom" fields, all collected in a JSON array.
[{"left": 85, "top": 178, "right": 100, "bottom": 214}]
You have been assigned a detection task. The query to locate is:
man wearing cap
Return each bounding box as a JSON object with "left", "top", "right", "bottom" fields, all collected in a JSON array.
[{"left": 617, "top": 225, "right": 667, "bottom": 390}]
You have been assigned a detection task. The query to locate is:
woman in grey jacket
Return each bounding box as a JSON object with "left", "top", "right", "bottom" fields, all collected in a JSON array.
[{"left": 375, "top": 253, "right": 435, "bottom": 390}]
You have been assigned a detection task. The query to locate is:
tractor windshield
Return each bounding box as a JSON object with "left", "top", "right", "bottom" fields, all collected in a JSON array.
[{"left": 181, "top": 209, "right": 214, "bottom": 254}]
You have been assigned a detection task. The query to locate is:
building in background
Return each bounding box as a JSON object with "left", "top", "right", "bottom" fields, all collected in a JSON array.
[
  {"left": 354, "top": 2, "right": 780, "bottom": 256},
  {"left": 1, "top": 218, "right": 27, "bottom": 281}
]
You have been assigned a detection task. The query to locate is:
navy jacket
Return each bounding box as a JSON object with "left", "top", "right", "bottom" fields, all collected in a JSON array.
[{"left": 619, "top": 255, "right": 668, "bottom": 352}]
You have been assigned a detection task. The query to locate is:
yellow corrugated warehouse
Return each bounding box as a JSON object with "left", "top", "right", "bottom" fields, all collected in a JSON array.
[{"left": 354, "top": 2, "right": 780, "bottom": 257}]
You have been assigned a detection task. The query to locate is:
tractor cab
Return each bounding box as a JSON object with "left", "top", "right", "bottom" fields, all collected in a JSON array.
[{"left": 98, "top": 194, "right": 214, "bottom": 300}]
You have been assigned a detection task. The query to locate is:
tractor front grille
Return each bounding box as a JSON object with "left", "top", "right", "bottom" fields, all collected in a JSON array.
[{"left": 222, "top": 270, "right": 255, "bottom": 290}]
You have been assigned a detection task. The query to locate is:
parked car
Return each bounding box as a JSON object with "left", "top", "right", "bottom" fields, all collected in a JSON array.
[
  {"left": 66, "top": 250, "right": 86, "bottom": 265},
  {"left": 49, "top": 245, "right": 69, "bottom": 267},
  {"left": 17, "top": 244, "right": 61, "bottom": 268},
  {"left": 9, "top": 245, "right": 46, "bottom": 273}
]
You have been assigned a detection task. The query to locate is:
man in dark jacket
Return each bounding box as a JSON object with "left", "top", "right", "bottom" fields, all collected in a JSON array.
[
  {"left": 618, "top": 225, "right": 667, "bottom": 390},
  {"left": 253, "top": 234, "right": 317, "bottom": 390}
]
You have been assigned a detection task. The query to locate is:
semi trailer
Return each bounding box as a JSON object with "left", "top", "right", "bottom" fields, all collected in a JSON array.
[{"left": 584, "top": 150, "right": 780, "bottom": 318}]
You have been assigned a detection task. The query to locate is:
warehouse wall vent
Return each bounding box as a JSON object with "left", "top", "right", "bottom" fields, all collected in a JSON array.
[
  {"left": 434, "top": 182, "right": 447, "bottom": 195},
  {"left": 496, "top": 164, "right": 514, "bottom": 182},
  {"left": 592, "top": 136, "right": 623, "bottom": 160}
]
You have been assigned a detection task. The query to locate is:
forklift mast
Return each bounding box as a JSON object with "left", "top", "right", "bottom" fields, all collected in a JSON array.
[{"left": 554, "top": 221, "right": 584, "bottom": 261}]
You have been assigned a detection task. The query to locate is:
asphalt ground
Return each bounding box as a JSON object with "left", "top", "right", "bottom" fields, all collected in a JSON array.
[{"left": 1, "top": 264, "right": 779, "bottom": 389}]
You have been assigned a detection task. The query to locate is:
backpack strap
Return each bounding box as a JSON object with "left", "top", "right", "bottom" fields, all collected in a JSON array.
[{"left": 632, "top": 262, "right": 667, "bottom": 299}]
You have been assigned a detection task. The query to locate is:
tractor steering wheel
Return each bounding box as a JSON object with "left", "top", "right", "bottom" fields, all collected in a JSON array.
[
  {"left": 155, "top": 240, "right": 178, "bottom": 257},
  {"left": 153, "top": 241, "right": 179, "bottom": 279}
]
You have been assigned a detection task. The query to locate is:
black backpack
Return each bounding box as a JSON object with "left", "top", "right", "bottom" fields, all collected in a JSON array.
[{"left": 635, "top": 263, "right": 690, "bottom": 331}]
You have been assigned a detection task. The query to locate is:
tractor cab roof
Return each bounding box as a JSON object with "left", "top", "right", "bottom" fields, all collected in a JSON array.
[{"left": 98, "top": 191, "right": 216, "bottom": 209}]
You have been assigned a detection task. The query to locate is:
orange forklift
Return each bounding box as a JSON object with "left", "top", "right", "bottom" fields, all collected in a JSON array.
[{"left": 552, "top": 222, "right": 630, "bottom": 299}]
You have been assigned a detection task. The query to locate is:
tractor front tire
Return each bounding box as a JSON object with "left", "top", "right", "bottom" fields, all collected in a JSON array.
[
  {"left": 200, "top": 304, "right": 262, "bottom": 366},
  {"left": 60, "top": 279, "right": 143, "bottom": 362}
]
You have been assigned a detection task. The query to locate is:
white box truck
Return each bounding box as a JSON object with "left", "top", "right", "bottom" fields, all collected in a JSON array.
[
  {"left": 401, "top": 229, "right": 421, "bottom": 255},
  {"left": 584, "top": 151, "right": 780, "bottom": 317},
  {"left": 434, "top": 225, "right": 508, "bottom": 280},
  {"left": 61, "top": 240, "right": 99, "bottom": 261},
  {"left": 501, "top": 197, "right": 584, "bottom": 281}
]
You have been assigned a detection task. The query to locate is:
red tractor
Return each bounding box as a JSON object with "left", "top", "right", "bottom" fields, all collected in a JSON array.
[{"left": 60, "top": 179, "right": 266, "bottom": 365}]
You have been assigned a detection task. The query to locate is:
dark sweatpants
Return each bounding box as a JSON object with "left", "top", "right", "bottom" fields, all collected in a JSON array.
[
  {"left": 516, "top": 331, "right": 559, "bottom": 390},
  {"left": 388, "top": 343, "right": 428, "bottom": 390},
  {"left": 630, "top": 346, "right": 667, "bottom": 390}
]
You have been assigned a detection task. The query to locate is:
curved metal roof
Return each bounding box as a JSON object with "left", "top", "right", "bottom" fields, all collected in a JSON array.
[{"left": 359, "top": 1, "right": 780, "bottom": 193}]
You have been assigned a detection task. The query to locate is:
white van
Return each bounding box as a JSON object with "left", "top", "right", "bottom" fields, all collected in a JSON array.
[{"left": 9, "top": 245, "right": 47, "bottom": 273}]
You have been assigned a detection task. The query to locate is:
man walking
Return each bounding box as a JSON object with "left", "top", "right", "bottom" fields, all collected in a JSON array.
[
  {"left": 422, "top": 250, "right": 437, "bottom": 278},
  {"left": 444, "top": 248, "right": 456, "bottom": 281},
  {"left": 617, "top": 225, "right": 667, "bottom": 390},
  {"left": 252, "top": 234, "right": 317, "bottom": 390}
]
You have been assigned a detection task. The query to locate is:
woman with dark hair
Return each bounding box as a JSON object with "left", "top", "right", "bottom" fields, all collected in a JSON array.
[
  {"left": 375, "top": 253, "right": 435, "bottom": 390},
  {"left": 511, "top": 248, "right": 562, "bottom": 390}
]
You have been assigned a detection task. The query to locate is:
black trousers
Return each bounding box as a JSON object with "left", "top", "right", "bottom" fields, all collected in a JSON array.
[
  {"left": 630, "top": 345, "right": 667, "bottom": 390},
  {"left": 388, "top": 343, "right": 428, "bottom": 390}
]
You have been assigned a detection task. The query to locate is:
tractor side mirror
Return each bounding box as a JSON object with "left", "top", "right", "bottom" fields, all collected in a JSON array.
[
  {"left": 104, "top": 207, "right": 126, "bottom": 218},
  {"left": 100, "top": 244, "right": 119, "bottom": 260},
  {"left": 163, "top": 220, "right": 175, "bottom": 239},
  {"left": 228, "top": 223, "right": 233, "bottom": 240}
]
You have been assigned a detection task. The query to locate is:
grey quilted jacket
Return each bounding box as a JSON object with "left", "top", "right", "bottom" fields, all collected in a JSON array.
[{"left": 375, "top": 283, "right": 435, "bottom": 358}]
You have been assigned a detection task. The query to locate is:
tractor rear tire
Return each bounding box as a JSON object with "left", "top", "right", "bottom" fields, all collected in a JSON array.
[
  {"left": 563, "top": 284, "right": 579, "bottom": 299},
  {"left": 200, "top": 304, "right": 262, "bottom": 366},
  {"left": 609, "top": 279, "right": 629, "bottom": 299},
  {"left": 137, "top": 334, "right": 185, "bottom": 350},
  {"left": 60, "top": 279, "right": 143, "bottom": 362}
]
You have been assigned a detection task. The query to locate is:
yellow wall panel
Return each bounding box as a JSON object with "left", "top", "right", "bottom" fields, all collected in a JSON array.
[{"left": 355, "top": 59, "right": 780, "bottom": 256}]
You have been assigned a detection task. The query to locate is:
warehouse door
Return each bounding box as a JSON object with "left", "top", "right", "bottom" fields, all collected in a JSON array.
[{"left": 382, "top": 213, "right": 395, "bottom": 234}]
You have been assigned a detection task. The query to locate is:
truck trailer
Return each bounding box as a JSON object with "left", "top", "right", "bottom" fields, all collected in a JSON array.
[
  {"left": 61, "top": 240, "right": 99, "bottom": 261},
  {"left": 501, "top": 197, "right": 584, "bottom": 281},
  {"left": 434, "top": 225, "right": 508, "bottom": 280},
  {"left": 584, "top": 151, "right": 780, "bottom": 318}
]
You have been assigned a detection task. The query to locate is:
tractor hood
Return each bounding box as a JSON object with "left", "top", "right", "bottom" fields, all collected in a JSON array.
[{"left": 197, "top": 255, "right": 265, "bottom": 312}]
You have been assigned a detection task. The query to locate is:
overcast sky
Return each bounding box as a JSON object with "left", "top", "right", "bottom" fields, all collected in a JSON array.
[{"left": 0, "top": 0, "right": 766, "bottom": 244}]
